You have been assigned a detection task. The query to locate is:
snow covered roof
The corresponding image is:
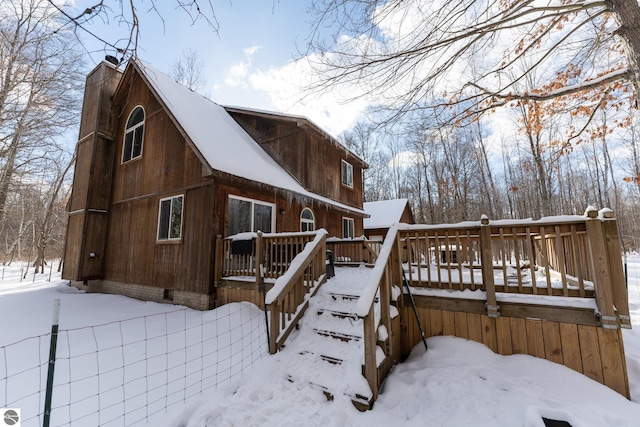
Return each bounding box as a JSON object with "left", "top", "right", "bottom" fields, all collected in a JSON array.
[
  {"left": 131, "top": 60, "right": 365, "bottom": 216},
  {"left": 364, "top": 198, "right": 410, "bottom": 229}
]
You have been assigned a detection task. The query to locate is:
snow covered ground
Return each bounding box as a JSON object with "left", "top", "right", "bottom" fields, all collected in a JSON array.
[{"left": 1, "top": 259, "right": 640, "bottom": 426}]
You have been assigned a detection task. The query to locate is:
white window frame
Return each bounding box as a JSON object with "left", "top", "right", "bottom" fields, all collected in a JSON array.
[
  {"left": 342, "top": 217, "right": 355, "bottom": 239},
  {"left": 228, "top": 195, "right": 276, "bottom": 235},
  {"left": 341, "top": 160, "right": 353, "bottom": 188},
  {"left": 122, "top": 105, "right": 145, "bottom": 163},
  {"left": 300, "top": 208, "right": 315, "bottom": 232},
  {"left": 157, "top": 194, "right": 184, "bottom": 241}
]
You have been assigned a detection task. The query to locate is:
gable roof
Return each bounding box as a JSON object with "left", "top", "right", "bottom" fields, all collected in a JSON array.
[
  {"left": 364, "top": 199, "right": 411, "bottom": 229},
  {"left": 129, "top": 59, "right": 365, "bottom": 216},
  {"left": 223, "top": 105, "right": 368, "bottom": 168}
]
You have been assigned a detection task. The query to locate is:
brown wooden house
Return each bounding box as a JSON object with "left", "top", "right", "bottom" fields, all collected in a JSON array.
[{"left": 62, "top": 58, "right": 367, "bottom": 310}]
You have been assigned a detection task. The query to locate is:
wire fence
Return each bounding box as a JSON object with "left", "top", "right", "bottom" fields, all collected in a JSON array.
[
  {"left": 0, "top": 302, "right": 267, "bottom": 426},
  {"left": 2, "top": 254, "right": 640, "bottom": 426}
]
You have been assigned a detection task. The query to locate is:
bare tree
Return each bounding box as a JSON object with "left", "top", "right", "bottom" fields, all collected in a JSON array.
[
  {"left": 307, "top": 0, "right": 639, "bottom": 132},
  {"left": 1, "top": 0, "right": 82, "bottom": 265},
  {"left": 170, "top": 48, "right": 207, "bottom": 92},
  {"left": 0, "top": 0, "right": 83, "bottom": 227},
  {"left": 32, "top": 152, "right": 74, "bottom": 272},
  {"left": 46, "top": 0, "right": 220, "bottom": 62}
]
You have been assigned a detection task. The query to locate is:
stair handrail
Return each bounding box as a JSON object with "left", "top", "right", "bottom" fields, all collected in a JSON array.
[
  {"left": 356, "top": 223, "right": 401, "bottom": 400},
  {"left": 265, "top": 229, "right": 328, "bottom": 354}
]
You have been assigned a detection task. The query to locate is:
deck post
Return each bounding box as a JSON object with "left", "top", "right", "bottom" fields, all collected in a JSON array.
[
  {"left": 362, "top": 305, "right": 379, "bottom": 400},
  {"left": 584, "top": 207, "right": 617, "bottom": 330},
  {"left": 480, "top": 215, "right": 499, "bottom": 318},
  {"left": 269, "top": 302, "right": 279, "bottom": 354},
  {"left": 255, "top": 231, "right": 264, "bottom": 285},
  {"left": 600, "top": 210, "right": 631, "bottom": 329},
  {"left": 214, "top": 235, "right": 223, "bottom": 283}
]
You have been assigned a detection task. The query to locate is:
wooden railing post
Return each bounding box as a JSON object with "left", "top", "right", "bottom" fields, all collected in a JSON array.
[
  {"left": 269, "top": 302, "right": 279, "bottom": 354},
  {"left": 362, "top": 305, "right": 379, "bottom": 400},
  {"left": 255, "top": 231, "right": 264, "bottom": 285},
  {"left": 584, "top": 207, "right": 617, "bottom": 329},
  {"left": 214, "top": 235, "right": 223, "bottom": 283},
  {"left": 480, "top": 215, "right": 499, "bottom": 318},
  {"left": 601, "top": 209, "right": 631, "bottom": 328}
]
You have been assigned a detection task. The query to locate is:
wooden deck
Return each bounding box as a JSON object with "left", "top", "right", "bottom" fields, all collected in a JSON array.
[{"left": 216, "top": 208, "right": 631, "bottom": 406}]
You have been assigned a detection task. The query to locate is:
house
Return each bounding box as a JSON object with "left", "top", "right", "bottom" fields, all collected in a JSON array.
[
  {"left": 62, "top": 58, "right": 367, "bottom": 310},
  {"left": 363, "top": 198, "right": 414, "bottom": 241}
]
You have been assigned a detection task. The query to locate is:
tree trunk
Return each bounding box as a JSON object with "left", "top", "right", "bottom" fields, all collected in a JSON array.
[{"left": 610, "top": 0, "right": 640, "bottom": 103}]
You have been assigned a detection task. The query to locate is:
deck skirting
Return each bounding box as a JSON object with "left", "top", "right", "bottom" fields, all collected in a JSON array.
[{"left": 401, "top": 294, "right": 630, "bottom": 398}]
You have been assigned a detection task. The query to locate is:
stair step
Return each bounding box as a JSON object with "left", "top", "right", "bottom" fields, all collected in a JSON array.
[
  {"left": 299, "top": 350, "right": 344, "bottom": 365},
  {"left": 285, "top": 374, "right": 373, "bottom": 411},
  {"left": 313, "top": 328, "right": 362, "bottom": 342},
  {"left": 329, "top": 292, "right": 359, "bottom": 301},
  {"left": 329, "top": 292, "right": 378, "bottom": 302},
  {"left": 316, "top": 308, "right": 359, "bottom": 320}
]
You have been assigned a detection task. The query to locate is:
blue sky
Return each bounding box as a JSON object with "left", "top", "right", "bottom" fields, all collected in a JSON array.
[{"left": 69, "top": 0, "right": 364, "bottom": 136}]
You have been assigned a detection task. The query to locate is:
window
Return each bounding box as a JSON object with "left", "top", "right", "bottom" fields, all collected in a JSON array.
[
  {"left": 123, "top": 106, "right": 144, "bottom": 162},
  {"left": 300, "top": 208, "right": 315, "bottom": 232},
  {"left": 342, "top": 217, "right": 355, "bottom": 239},
  {"left": 227, "top": 196, "right": 275, "bottom": 235},
  {"left": 341, "top": 160, "right": 353, "bottom": 188},
  {"left": 157, "top": 195, "right": 183, "bottom": 241}
]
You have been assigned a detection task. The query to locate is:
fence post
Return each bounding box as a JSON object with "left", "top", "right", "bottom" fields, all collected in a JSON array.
[
  {"left": 600, "top": 209, "right": 631, "bottom": 329},
  {"left": 584, "top": 207, "right": 617, "bottom": 330},
  {"left": 43, "top": 299, "right": 61, "bottom": 427},
  {"left": 480, "top": 215, "right": 499, "bottom": 318}
]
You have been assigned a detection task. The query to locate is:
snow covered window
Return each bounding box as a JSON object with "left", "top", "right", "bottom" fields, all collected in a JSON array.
[
  {"left": 341, "top": 160, "right": 353, "bottom": 188},
  {"left": 122, "top": 106, "right": 144, "bottom": 163},
  {"left": 228, "top": 195, "right": 275, "bottom": 236},
  {"left": 300, "top": 208, "right": 315, "bottom": 232},
  {"left": 157, "top": 195, "right": 183, "bottom": 241},
  {"left": 342, "top": 217, "right": 355, "bottom": 239}
]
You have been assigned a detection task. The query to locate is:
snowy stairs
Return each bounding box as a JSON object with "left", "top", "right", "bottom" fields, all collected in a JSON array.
[{"left": 279, "top": 268, "right": 375, "bottom": 410}]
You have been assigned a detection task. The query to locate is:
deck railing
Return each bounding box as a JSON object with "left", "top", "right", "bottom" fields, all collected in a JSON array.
[
  {"left": 355, "top": 225, "right": 402, "bottom": 401},
  {"left": 217, "top": 231, "right": 318, "bottom": 283},
  {"left": 326, "top": 238, "right": 380, "bottom": 265},
  {"left": 265, "top": 230, "right": 328, "bottom": 354},
  {"left": 216, "top": 230, "right": 328, "bottom": 354},
  {"left": 400, "top": 208, "right": 629, "bottom": 327},
  {"left": 357, "top": 208, "right": 630, "bottom": 401}
]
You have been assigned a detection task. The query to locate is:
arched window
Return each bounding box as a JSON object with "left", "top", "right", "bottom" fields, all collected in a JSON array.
[
  {"left": 300, "top": 208, "right": 315, "bottom": 232},
  {"left": 122, "top": 106, "right": 144, "bottom": 162}
]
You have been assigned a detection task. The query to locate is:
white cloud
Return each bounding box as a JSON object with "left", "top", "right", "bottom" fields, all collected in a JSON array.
[{"left": 224, "top": 45, "right": 262, "bottom": 87}]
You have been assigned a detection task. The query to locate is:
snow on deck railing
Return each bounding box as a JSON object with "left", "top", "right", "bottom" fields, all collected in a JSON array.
[
  {"left": 356, "top": 224, "right": 399, "bottom": 318},
  {"left": 220, "top": 231, "right": 320, "bottom": 281},
  {"left": 266, "top": 229, "right": 327, "bottom": 304},
  {"left": 398, "top": 209, "right": 629, "bottom": 328}
]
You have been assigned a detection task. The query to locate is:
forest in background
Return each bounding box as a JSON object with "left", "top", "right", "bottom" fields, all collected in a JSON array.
[
  {"left": 340, "top": 107, "right": 640, "bottom": 251},
  {"left": 4, "top": 0, "right": 640, "bottom": 266}
]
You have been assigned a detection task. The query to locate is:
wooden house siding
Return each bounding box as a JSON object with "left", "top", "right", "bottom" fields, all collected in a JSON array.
[
  {"left": 228, "top": 111, "right": 365, "bottom": 209},
  {"left": 104, "top": 68, "right": 215, "bottom": 295}
]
